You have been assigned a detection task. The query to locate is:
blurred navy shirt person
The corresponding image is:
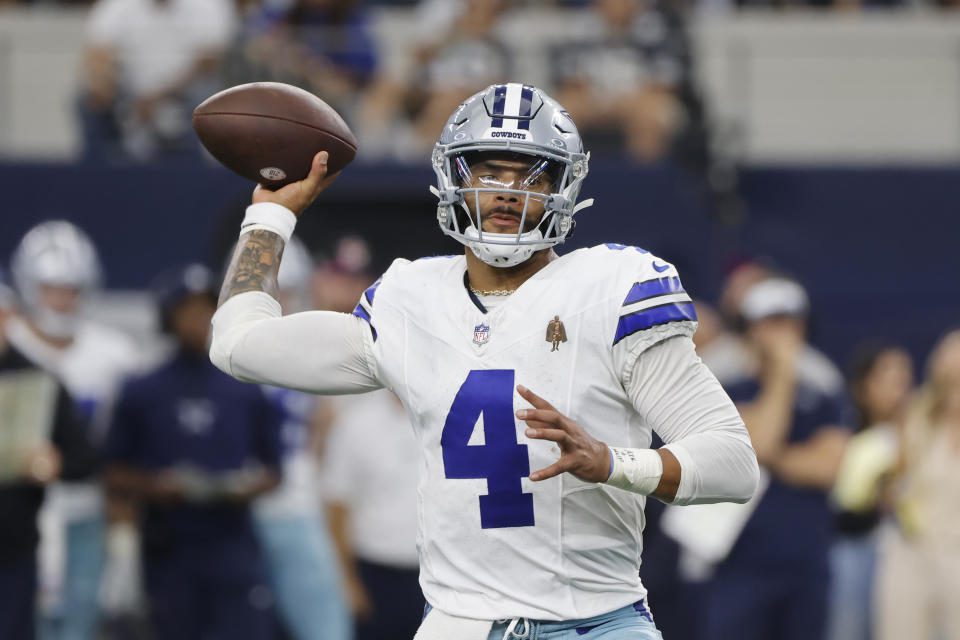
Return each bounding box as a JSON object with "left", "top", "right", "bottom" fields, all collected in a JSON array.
[{"left": 103, "top": 264, "right": 282, "bottom": 640}]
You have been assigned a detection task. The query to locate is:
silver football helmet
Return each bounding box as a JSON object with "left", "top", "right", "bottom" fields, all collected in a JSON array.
[
  {"left": 432, "top": 83, "right": 593, "bottom": 268},
  {"left": 10, "top": 220, "right": 102, "bottom": 339}
]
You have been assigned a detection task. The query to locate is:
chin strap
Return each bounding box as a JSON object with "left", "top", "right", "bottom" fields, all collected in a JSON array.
[{"left": 573, "top": 198, "right": 595, "bottom": 214}]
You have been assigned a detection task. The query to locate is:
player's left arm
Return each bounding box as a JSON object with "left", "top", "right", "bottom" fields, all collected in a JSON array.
[
  {"left": 516, "top": 386, "right": 683, "bottom": 503},
  {"left": 623, "top": 336, "right": 760, "bottom": 505},
  {"left": 518, "top": 337, "right": 759, "bottom": 505}
]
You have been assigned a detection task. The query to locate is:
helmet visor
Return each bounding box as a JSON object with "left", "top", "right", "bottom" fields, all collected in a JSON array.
[{"left": 453, "top": 151, "right": 563, "bottom": 194}]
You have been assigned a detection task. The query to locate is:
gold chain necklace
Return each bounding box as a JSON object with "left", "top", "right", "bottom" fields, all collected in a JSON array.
[{"left": 469, "top": 287, "right": 517, "bottom": 296}]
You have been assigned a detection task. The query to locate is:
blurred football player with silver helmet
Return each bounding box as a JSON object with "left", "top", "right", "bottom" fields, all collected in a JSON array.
[
  {"left": 11, "top": 220, "right": 101, "bottom": 342},
  {"left": 7, "top": 220, "right": 142, "bottom": 640},
  {"left": 210, "top": 83, "right": 758, "bottom": 640}
]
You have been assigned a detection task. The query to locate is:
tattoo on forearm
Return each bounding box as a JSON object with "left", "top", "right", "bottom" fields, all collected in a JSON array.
[{"left": 218, "top": 230, "right": 286, "bottom": 306}]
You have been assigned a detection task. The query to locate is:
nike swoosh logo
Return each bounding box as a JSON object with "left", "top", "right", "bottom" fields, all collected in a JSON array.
[{"left": 652, "top": 261, "right": 670, "bottom": 273}]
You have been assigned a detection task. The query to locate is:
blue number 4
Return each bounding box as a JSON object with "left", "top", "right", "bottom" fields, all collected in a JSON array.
[{"left": 441, "top": 369, "right": 535, "bottom": 529}]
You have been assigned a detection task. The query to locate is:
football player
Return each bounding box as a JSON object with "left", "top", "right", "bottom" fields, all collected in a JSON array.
[
  {"left": 7, "top": 220, "right": 143, "bottom": 639},
  {"left": 210, "top": 83, "right": 759, "bottom": 639}
]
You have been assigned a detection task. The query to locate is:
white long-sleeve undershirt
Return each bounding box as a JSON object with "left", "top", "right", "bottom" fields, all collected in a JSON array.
[{"left": 210, "top": 291, "right": 758, "bottom": 505}]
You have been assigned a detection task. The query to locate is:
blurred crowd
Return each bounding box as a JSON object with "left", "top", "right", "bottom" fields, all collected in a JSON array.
[
  {"left": 0, "top": 221, "right": 423, "bottom": 640},
  {"left": 68, "top": 0, "right": 704, "bottom": 167},
  {"left": 1, "top": 216, "right": 958, "bottom": 640}
]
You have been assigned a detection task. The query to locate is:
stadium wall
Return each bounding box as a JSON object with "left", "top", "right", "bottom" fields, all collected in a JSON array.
[{"left": 0, "top": 161, "right": 955, "bottom": 367}]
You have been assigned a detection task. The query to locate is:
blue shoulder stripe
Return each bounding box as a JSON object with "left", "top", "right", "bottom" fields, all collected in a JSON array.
[
  {"left": 351, "top": 304, "right": 378, "bottom": 341},
  {"left": 363, "top": 278, "right": 382, "bottom": 306},
  {"left": 613, "top": 302, "right": 697, "bottom": 346},
  {"left": 604, "top": 243, "right": 649, "bottom": 254},
  {"left": 622, "top": 276, "right": 684, "bottom": 306}
]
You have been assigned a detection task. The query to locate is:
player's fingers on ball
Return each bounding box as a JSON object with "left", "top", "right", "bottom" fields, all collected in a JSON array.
[
  {"left": 530, "top": 460, "right": 570, "bottom": 482},
  {"left": 516, "top": 385, "right": 556, "bottom": 411},
  {"left": 308, "top": 151, "right": 329, "bottom": 183},
  {"left": 524, "top": 427, "right": 567, "bottom": 443}
]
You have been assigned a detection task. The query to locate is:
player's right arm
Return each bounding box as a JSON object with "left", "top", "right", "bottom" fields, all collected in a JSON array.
[{"left": 210, "top": 152, "right": 382, "bottom": 395}]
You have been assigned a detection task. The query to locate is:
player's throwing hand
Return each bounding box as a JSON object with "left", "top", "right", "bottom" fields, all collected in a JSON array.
[
  {"left": 252, "top": 151, "right": 340, "bottom": 216},
  {"left": 516, "top": 385, "right": 611, "bottom": 483}
]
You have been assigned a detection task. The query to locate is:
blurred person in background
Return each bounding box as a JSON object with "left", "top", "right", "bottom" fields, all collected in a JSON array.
[
  {"left": 551, "top": 0, "right": 689, "bottom": 162},
  {"left": 639, "top": 274, "right": 767, "bottom": 640},
  {"left": 6, "top": 220, "right": 141, "bottom": 640},
  {"left": 357, "top": 0, "right": 512, "bottom": 160},
  {"left": 234, "top": 0, "right": 378, "bottom": 118},
  {"left": 826, "top": 343, "right": 913, "bottom": 640},
  {"left": 253, "top": 238, "right": 351, "bottom": 640},
  {"left": 102, "top": 264, "right": 281, "bottom": 640},
  {"left": 312, "top": 235, "right": 376, "bottom": 314},
  {"left": 324, "top": 390, "right": 422, "bottom": 640},
  {"left": 691, "top": 298, "right": 751, "bottom": 386},
  {"left": 79, "top": 0, "right": 236, "bottom": 162},
  {"left": 0, "top": 269, "right": 98, "bottom": 640},
  {"left": 700, "top": 277, "right": 851, "bottom": 640},
  {"left": 876, "top": 329, "right": 960, "bottom": 640}
]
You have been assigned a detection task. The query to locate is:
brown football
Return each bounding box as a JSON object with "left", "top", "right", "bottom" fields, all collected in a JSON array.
[{"left": 193, "top": 82, "right": 357, "bottom": 188}]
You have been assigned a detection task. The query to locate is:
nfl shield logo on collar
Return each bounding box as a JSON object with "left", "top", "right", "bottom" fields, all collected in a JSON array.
[{"left": 473, "top": 323, "right": 490, "bottom": 346}]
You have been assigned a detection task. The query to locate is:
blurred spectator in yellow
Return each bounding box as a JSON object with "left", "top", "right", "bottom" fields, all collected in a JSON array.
[
  {"left": 827, "top": 344, "right": 913, "bottom": 640},
  {"left": 0, "top": 269, "right": 98, "bottom": 640},
  {"left": 102, "top": 264, "right": 281, "bottom": 640},
  {"left": 358, "top": 0, "right": 511, "bottom": 160},
  {"left": 876, "top": 329, "right": 960, "bottom": 640},
  {"left": 551, "top": 0, "right": 688, "bottom": 162},
  {"left": 253, "top": 238, "right": 351, "bottom": 640},
  {"left": 700, "top": 277, "right": 852, "bottom": 640},
  {"left": 323, "top": 390, "right": 422, "bottom": 640},
  {"left": 235, "top": 0, "right": 378, "bottom": 117},
  {"left": 6, "top": 220, "right": 142, "bottom": 640},
  {"left": 79, "top": 0, "right": 236, "bottom": 162}
]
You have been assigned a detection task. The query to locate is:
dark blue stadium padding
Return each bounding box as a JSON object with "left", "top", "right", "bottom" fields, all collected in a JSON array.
[{"left": 0, "top": 160, "right": 956, "bottom": 367}]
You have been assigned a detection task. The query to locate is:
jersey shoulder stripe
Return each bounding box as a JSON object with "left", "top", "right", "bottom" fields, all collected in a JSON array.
[
  {"left": 352, "top": 278, "right": 382, "bottom": 341},
  {"left": 351, "top": 303, "right": 377, "bottom": 341},
  {"left": 622, "top": 276, "right": 684, "bottom": 306},
  {"left": 363, "top": 278, "right": 381, "bottom": 306},
  {"left": 613, "top": 301, "right": 697, "bottom": 345},
  {"left": 613, "top": 268, "right": 696, "bottom": 346}
]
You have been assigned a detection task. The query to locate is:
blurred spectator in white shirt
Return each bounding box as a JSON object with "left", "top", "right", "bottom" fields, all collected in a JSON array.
[
  {"left": 79, "top": 0, "right": 236, "bottom": 162},
  {"left": 323, "top": 391, "right": 423, "bottom": 640}
]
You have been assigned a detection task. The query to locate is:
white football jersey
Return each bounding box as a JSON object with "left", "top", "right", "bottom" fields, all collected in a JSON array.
[
  {"left": 352, "top": 244, "right": 697, "bottom": 621},
  {"left": 7, "top": 318, "right": 143, "bottom": 430}
]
